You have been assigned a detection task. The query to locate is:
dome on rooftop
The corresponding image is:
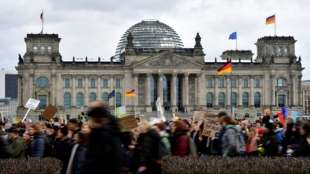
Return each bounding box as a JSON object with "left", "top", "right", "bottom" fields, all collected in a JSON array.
[{"left": 115, "top": 20, "right": 184, "bottom": 55}]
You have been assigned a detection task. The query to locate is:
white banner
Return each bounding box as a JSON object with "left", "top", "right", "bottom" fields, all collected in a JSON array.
[{"left": 25, "top": 98, "right": 40, "bottom": 110}]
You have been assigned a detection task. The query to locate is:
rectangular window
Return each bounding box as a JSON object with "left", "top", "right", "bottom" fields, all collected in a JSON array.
[
  {"left": 115, "top": 78, "right": 121, "bottom": 89},
  {"left": 255, "top": 79, "right": 260, "bottom": 88},
  {"left": 218, "top": 78, "right": 225, "bottom": 88},
  {"left": 207, "top": 79, "right": 213, "bottom": 88},
  {"left": 278, "top": 95, "right": 286, "bottom": 107},
  {"left": 38, "top": 95, "right": 47, "bottom": 109},
  {"left": 90, "top": 79, "right": 96, "bottom": 88},
  {"left": 243, "top": 79, "right": 249, "bottom": 88},
  {"left": 101, "top": 79, "right": 109, "bottom": 88},
  {"left": 231, "top": 79, "right": 237, "bottom": 88},
  {"left": 64, "top": 78, "right": 70, "bottom": 88},
  {"left": 77, "top": 78, "right": 83, "bottom": 88}
]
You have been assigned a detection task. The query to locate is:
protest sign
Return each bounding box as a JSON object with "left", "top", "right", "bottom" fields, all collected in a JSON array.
[
  {"left": 193, "top": 111, "right": 220, "bottom": 139},
  {"left": 22, "top": 98, "right": 40, "bottom": 122},
  {"left": 42, "top": 105, "right": 58, "bottom": 120},
  {"left": 25, "top": 98, "right": 40, "bottom": 110},
  {"left": 119, "top": 115, "right": 138, "bottom": 131}
]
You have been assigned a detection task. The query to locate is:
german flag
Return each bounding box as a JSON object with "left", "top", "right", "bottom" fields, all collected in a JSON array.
[
  {"left": 125, "top": 89, "right": 136, "bottom": 97},
  {"left": 217, "top": 62, "right": 232, "bottom": 75},
  {"left": 266, "top": 15, "right": 275, "bottom": 25}
]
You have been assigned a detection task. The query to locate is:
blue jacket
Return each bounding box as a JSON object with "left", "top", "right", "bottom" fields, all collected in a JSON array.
[{"left": 30, "top": 133, "right": 46, "bottom": 158}]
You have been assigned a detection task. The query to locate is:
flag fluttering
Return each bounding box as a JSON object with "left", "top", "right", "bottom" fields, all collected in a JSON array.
[
  {"left": 217, "top": 61, "right": 233, "bottom": 75},
  {"left": 108, "top": 90, "right": 115, "bottom": 99},
  {"left": 266, "top": 14, "right": 276, "bottom": 25},
  {"left": 125, "top": 89, "right": 136, "bottom": 97},
  {"left": 40, "top": 11, "right": 44, "bottom": 34},
  {"left": 277, "top": 111, "right": 286, "bottom": 126},
  {"left": 229, "top": 32, "right": 237, "bottom": 40}
]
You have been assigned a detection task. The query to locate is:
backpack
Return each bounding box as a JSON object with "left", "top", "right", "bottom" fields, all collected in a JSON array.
[
  {"left": 158, "top": 138, "right": 170, "bottom": 158},
  {"left": 225, "top": 126, "right": 245, "bottom": 154}
]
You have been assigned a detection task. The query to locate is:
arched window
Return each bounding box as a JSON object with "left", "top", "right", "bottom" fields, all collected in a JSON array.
[
  {"left": 116, "top": 92, "right": 122, "bottom": 107},
  {"left": 101, "top": 92, "right": 109, "bottom": 103},
  {"left": 254, "top": 92, "right": 261, "bottom": 108},
  {"left": 76, "top": 92, "right": 84, "bottom": 107},
  {"left": 242, "top": 92, "right": 249, "bottom": 107},
  {"left": 231, "top": 92, "right": 238, "bottom": 107},
  {"left": 89, "top": 92, "right": 97, "bottom": 102},
  {"left": 36, "top": 76, "right": 49, "bottom": 88},
  {"left": 277, "top": 78, "right": 286, "bottom": 87},
  {"left": 64, "top": 92, "right": 71, "bottom": 109},
  {"left": 218, "top": 92, "right": 225, "bottom": 107},
  {"left": 206, "top": 92, "right": 213, "bottom": 107}
]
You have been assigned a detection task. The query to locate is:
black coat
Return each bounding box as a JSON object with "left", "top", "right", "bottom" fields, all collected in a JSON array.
[
  {"left": 81, "top": 122, "right": 122, "bottom": 174},
  {"left": 132, "top": 129, "right": 161, "bottom": 174},
  {"left": 293, "top": 136, "right": 310, "bottom": 157}
]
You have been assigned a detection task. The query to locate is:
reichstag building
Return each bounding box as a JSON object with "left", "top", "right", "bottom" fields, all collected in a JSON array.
[{"left": 16, "top": 20, "right": 304, "bottom": 119}]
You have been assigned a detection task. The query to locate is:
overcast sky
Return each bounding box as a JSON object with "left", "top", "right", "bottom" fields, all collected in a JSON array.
[{"left": 0, "top": 0, "right": 309, "bottom": 79}]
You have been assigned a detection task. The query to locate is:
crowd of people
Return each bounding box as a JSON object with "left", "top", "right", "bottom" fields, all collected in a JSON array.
[{"left": 0, "top": 101, "right": 310, "bottom": 174}]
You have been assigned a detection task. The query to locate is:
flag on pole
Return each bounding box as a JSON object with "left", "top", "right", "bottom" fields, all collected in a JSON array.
[
  {"left": 277, "top": 111, "right": 286, "bottom": 126},
  {"left": 281, "top": 106, "right": 289, "bottom": 118},
  {"left": 266, "top": 14, "right": 275, "bottom": 25},
  {"left": 228, "top": 32, "right": 237, "bottom": 40},
  {"left": 125, "top": 89, "right": 136, "bottom": 97},
  {"left": 108, "top": 90, "right": 115, "bottom": 99},
  {"left": 40, "top": 11, "right": 44, "bottom": 22},
  {"left": 217, "top": 61, "right": 233, "bottom": 75}
]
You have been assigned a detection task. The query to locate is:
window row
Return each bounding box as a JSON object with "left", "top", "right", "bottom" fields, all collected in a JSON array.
[
  {"left": 63, "top": 78, "right": 122, "bottom": 89},
  {"left": 33, "top": 45, "right": 52, "bottom": 53},
  {"left": 64, "top": 92, "right": 122, "bottom": 108},
  {"left": 206, "top": 78, "right": 261, "bottom": 88},
  {"left": 206, "top": 92, "right": 261, "bottom": 108}
]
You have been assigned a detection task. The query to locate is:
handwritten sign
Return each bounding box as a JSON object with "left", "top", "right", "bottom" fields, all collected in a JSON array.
[{"left": 25, "top": 98, "right": 40, "bottom": 110}]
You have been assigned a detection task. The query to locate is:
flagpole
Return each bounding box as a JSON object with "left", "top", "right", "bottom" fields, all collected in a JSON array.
[
  {"left": 274, "top": 18, "right": 277, "bottom": 36},
  {"left": 41, "top": 10, "right": 44, "bottom": 34},
  {"left": 235, "top": 38, "right": 238, "bottom": 50}
]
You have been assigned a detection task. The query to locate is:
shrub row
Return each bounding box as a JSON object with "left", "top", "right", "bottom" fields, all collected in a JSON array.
[
  {"left": 162, "top": 156, "right": 310, "bottom": 174},
  {"left": 0, "top": 158, "right": 61, "bottom": 174}
]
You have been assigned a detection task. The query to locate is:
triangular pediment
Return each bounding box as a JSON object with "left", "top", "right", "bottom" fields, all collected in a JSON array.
[{"left": 133, "top": 51, "right": 203, "bottom": 69}]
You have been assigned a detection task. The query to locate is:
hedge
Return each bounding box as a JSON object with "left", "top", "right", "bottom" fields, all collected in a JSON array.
[
  {"left": 0, "top": 158, "right": 62, "bottom": 174},
  {"left": 162, "top": 156, "right": 310, "bottom": 174}
]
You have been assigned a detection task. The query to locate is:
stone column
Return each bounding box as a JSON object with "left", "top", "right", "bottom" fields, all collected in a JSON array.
[
  {"left": 56, "top": 74, "right": 63, "bottom": 107},
  {"left": 250, "top": 76, "right": 254, "bottom": 106},
  {"left": 29, "top": 73, "right": 34, "bottom": 98},
  {"left": 145, "top": 74, "right": 152, "bottom": 112},
  {"left": 97, "top": 76, "right": 101, "bottom": 102},
  {"left": 133, "top": 74, "right": 139, "bottom": 106},
  {"left": 183, "top": 73, "right": 189, "bottom": 110},
  {"left": 298, "top": 75, "right": 302, "bottom": 106},
  {"left": 72, "top": 76, "right": 76, "bottom": 106},
  {"left": 214, "top": 76, "right": 218, "bottom": 106},
  {"left": 197, "top": 73, "right": 205, "bottom": 107},
  {"left": 226, "top": 76, "right": 230, "bottom": 108},
  {"left": 238, "top": 77, "right": 242, "bottom": 107},
  {"left": 84, "top": 77, "right": 89, "bottom": 106},
  {"left": 157, "top": 74, "right": 164, "bottom": 104},
  {"left": 51, "top": 73, "right": 56, "bottom": 106},
  {"left": 109, "top": 76, "right": 114, "bottom": 106},
  {"left": 271, "top": 75, "right": 276, "bottom": 106},
  {"left": 171, "top": 73, "right": 177, "bottom": 111},
  {"left": 17, "top": 75, "right": 22, "bottom": 107}
]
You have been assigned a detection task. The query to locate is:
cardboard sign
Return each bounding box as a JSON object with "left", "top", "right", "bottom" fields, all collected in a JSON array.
[
  {"left": 42, "top": 105, "right": 58, "bottom": 120},
  {"left": 119, "top": 115, "right": 138, "bottom": 131},
  {"left": 192, "top": 111, "right": 208, "bottom": 122},
  {"left": 25, "top": 98, "right": 40, "bottom": 110}
]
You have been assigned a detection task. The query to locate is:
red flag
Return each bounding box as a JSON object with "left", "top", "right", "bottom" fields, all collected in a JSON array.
[{"left": 277, "top": 112, "right": 286, "bottom": 126}]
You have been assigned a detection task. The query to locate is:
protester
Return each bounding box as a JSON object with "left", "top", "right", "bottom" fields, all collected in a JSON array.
[
  {"left": 66, "top": 132, "right": 87, "bottom": 174},
  {"left": 221, "top": 116, "right": 245, "bottom": 157},
  {"left": 131, "top": 121, "right": 164, "bottom": 174},
  {"left": 0, "top": 121, "right": 9, "bottom": 158},
  {"left": 293, "top": 121, "right": 310, "bottom": 157},
  {"left": 171, "top": 119, "right": 197, "bottom": 157},
  {"left": 28, "top": 123, "right": 47, "bottom": 158},
  {"left": 81, "top": 101, "right": 122, "bottom": 174},
  {"left": 54, "top": 125, "right": 72, "bottom": 174},
  {"left": 6, "top": 127, "right": 25, "bottom": 158}
]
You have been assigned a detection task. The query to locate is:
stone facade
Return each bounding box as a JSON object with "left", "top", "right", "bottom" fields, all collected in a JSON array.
[{"left": 16, "top": 31, "right": 304, "bottom": 120}]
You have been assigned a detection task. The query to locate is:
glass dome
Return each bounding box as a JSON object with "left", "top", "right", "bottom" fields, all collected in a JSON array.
[{"left": 115, "top": 20, "right": 184, "bottom": 55}]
